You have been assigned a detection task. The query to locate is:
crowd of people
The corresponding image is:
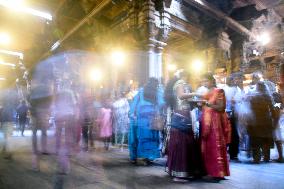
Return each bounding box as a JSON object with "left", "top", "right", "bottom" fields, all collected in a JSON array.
[{"left": 0, "top": 69, "right": 283, "bottom": 183}]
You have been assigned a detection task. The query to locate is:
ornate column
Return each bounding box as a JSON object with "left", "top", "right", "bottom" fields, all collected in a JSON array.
[
  {"left": 207, "top": 30, "right": 232, "bottom": 74},
  {"left": 132, "top": 0, "right": 171, "bottom": 84}
]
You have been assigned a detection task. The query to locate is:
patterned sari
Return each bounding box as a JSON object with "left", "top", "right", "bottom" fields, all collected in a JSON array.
[{"left": 201, "top": 88, "right": 231, "bottom": 178}]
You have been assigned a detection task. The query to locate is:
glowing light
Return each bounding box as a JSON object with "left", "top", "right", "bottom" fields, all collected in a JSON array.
[
  {"left": 0, "top": 0, "right": 52, "bottom": 20},
  {"left": 256, "top": 32, "right": 270, "bottom": 45},
  {"left": 0, "top": 32, "right": 11, "bottom": 45},
  {"left": 0, "top": 77, "right": 6, "bottom": 81},
  {"left": 167, "top": 64, "right": 177, "bottom": 71},
  {"left": 111, "top": 51, "right": 125, "bottom": 66},
  {"left": 90, "top": 69, "right": 102, "bottom": 82},
  {"left": 194, "top": 0, "right": 204, "bottom": 5},
  {"left": 0, "top": 49, "right": 23, "bottom": 59},
  {"left": 0, "top": 0, "right": 24, "bottom": 10},
  {"left": 191, "top": 59, "right": 203, "bottom": 72},
  {"left": 51, "top": 41, "right": 60, "bottom": 51},
  {"left": 129, "top": 80, "right": 134, "bottom": 85},
  {"left": 0, "top": 60, "right": 16, "bottom": 67}
]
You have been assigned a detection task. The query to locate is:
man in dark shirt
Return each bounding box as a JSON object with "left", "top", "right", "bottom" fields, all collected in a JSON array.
[{"left": 247, "top": 82, "right": 274, "bottom": 163}]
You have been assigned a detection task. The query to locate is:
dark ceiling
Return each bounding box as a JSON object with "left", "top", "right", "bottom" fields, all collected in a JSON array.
[{"left": 0, "top": 0, "right": 283, "bottom": 87}]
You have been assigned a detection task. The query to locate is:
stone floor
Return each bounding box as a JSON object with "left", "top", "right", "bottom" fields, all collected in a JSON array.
[{"left": 0, "top": 131, "right": 283, "bottom": 189}]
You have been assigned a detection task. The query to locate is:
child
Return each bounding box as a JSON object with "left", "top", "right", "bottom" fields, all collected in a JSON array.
[{"left": 97, "top": 98, "right": 113, "bottom": 150}]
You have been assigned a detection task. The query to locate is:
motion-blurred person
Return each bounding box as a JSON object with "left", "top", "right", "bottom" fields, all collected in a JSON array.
[
  {"left": 201, "top": 73, "right": 231, "bottom": 182},
  {"left": 163, "top": 75, "right": 179, "bottom": 156},
  {"left": 80, "top": 91, "right": 95, "bottom": 152},
  {"left": 232, "top": 73, "right": 251, "bottom": 157},
  {"left": 16, "top": 100, "right": 29, "bottom": 136},
  {"left": 113, "top": 91, "right": 130, "bottom": 151},
  {"left": 271, "top": 91, "right": 283, "bottom": 162},
  {"left": 97, "top": 97, "right": 113, "bottom": 150},
  {"left": 128, "top": 78, "right": 165, "bottom": 165},
  {"left": 29, "top": 79, "right": 53, "bottom": 171},
  {"left": 224, "top": 75, "right": 240, "bottom": 160},
  {"left": 247, "top": 82, "right": 275, "bottom": 163},
  {"left": 165, "top": 70, "right": 202, "bottom": 182},
  {"left": 0, "top": 89, "right": 17, "bottom": 159},
  {"left": 53, "top": 80, "right": 77, "bottom": 174}
]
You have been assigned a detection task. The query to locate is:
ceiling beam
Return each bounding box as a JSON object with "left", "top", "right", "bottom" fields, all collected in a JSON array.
[
  {"left": 184, "top": 0, "right": 255, "bottom": 39},
  {"left": 43, "top": 0, "right": 112, "bottom": 58}
]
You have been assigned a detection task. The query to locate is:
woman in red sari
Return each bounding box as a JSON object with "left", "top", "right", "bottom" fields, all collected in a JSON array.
[{"left": 201, "top": 73, "right": 231, "bottom": 182}]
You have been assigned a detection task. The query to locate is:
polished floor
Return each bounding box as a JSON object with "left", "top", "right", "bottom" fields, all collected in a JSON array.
[{"left": 0, "top": 130, "right": 283, "bottom": 189}]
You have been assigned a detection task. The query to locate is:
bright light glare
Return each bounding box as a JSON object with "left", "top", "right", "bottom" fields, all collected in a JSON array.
[
  {"left": 0, "top": 0, "right": 52, "bottom": 20},
  {"left": 0, "top": 49, "right": 23, "bottom": 59},
  {"left": 90, "top": 69, "right": 102, "bottom": 82},
  {"left": 194, "top": 0, "right": 204, "bottom": 5},
  {"left": 0, "top": 0, "right": 24, "bottom": 10},
  {"left": 0, "top": 77, "right": 6, "bottom": 81},
  {"left": 167, "top": 64, "right": 177, "bottom": 71},
  {"left": 192, "top": 59, "right": 203, "bottom": 72},
  {"left": 51, "top": 41, "right": 60, "bottom": 51},
  {"left": 111, "top": 51, "right": 125, "bottom": 66},
  {"left": 23, "top": 7, "right": 52, "bottom": 21},
  {"left": 0, "top": 60, "right": 16, "bottom": 67},
  {"left": 256, "top": 32, "right": 270, "bottom": 45},
  {"left": 0, "top": 33, "right": 11, "bottom": 45}
]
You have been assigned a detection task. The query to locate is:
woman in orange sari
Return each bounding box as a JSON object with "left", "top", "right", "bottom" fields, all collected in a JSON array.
[{"left": 201, "top": 73, "right": 231, "bottom": 182}]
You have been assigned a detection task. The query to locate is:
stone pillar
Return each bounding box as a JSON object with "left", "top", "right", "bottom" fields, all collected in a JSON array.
[
  {"left": 148, "top": 43, "right": 156, "bottom": 78},
  {"left": 207, "top": 31, "right": 232, "bottom": 74},
  {"left": 132, "top": 0, "right": 171, "bottom": 84},
  {"left": 154, "top": 46, "right": 164, "bottom": 81}
]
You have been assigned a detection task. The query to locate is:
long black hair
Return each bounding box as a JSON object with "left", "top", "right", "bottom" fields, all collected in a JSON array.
[
  {"left": 203, "top": 72, "right": 216, "bottom": 87},
  {"left": 143, "top": 77, "right": 159, "bottom": 104},
  {"left": 164, "top": 76, "right": 179, "bottom": 109}
]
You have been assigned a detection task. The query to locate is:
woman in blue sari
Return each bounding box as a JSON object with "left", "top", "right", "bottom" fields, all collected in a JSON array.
[{"left": 129, "top": 78, "right": 165, "bottom": 165}]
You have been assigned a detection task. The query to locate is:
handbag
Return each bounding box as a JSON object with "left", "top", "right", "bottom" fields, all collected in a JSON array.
[
  {"left": 150, "top": 113, "right": 165, "bottom": 131},
  {"left": 171, "top": 112, "right": 192, "bottom": 132}
]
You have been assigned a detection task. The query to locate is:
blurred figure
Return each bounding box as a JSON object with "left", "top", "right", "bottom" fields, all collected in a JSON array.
[
  {"left": 29, "top": 80, "right": 53, "bottom": 171},
  {"left": 92, "top": 92, "right": 103, "bottom": 149},
  {"left": 201, "top": 73, "right": 231, "bottom": 181},
  {"left": 224, "top": 75, "right": 240, "bottom": 160},
  {"left": 246, "top": 72, "right": 261, "bottom": 94},
  {"left": 16, "top": 100, "right": 29, "bottom": 136},
  {"left": 112, "top": 91, "right": 130, "bottom": 151},
  {"left": 0, "top": 89, "right": 17, "bottom": 159},
  {"left": 97, "top": 97, "right": 113, "bottom": 150},
  {"left": 128, "top": 78, "right": 165, "bottom": 165},
  {"left": 165, "top": 70, "right": 202, "bottom": 182},
  {"left": 80, "top": 92, "right": 95, "bottom": 152},
  {"left": 162, "top": 75, "right": 179, "bottom": 156},
  {"left": 53, "top": 80, "right": 77, "bottom": 174},
  {"left": 232, "top": 73, "right": 251, "bottom": 157},
  {"left": 247, "top": 82, "right": 275, "bottom": 163},
  {"left": 271, "top": 91, "right": 283, "bottom": 162}
]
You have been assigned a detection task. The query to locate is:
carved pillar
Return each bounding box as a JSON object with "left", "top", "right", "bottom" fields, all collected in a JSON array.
[
  {"left": 132, "top": 0, "right": 171, "bottom": 84},
  {"left": 208, "top": 31, "right": 232, "bottom": 74}
]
